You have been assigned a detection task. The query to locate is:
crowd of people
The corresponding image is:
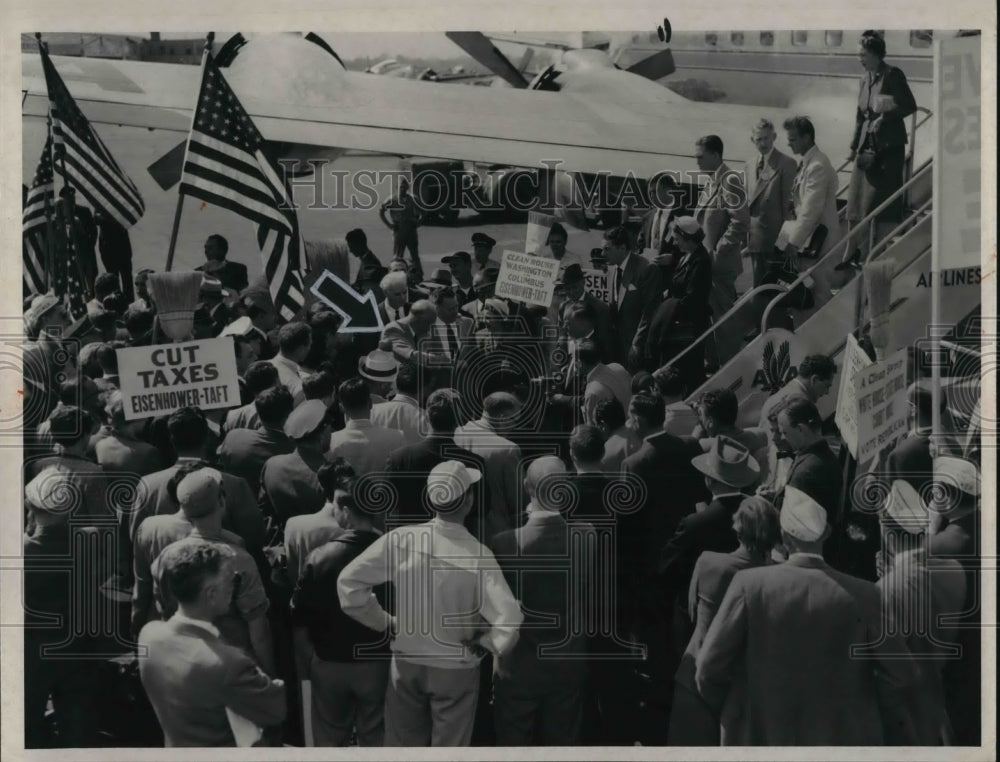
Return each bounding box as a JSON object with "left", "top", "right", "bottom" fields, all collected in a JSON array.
[{"left": 19, "top": 31, "right": 983, "bottom": 751}]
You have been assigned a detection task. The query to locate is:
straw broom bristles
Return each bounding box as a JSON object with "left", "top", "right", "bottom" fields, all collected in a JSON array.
[
  {"left": 864, "top": 261, "right": 894, "bottom": 361},
  {"left": 148, "top": 271, "right": 204, "bottom": 342}
]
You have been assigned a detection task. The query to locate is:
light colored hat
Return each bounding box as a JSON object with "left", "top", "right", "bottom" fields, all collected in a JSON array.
[
  {"left": 933, "top": 456, "right": 979, "bottom": 497},
  {"left": 219, "top": 315, "right": 263, "bottom": 341},
  {"left": 672, "top": 215, "right": 703, "bottom": 239},
  {"left": 884, "top": 480, "right": 927, "bottom": 534},
  {"left": 284, "top": 399, "right": 329, "bottom": 440},
  {"left": 426, "top": 460, "right": 482, "bottom": 509},
  {"left": 200, "top": 276, "right": 224, "bottom": 294},
  {"left": 359, "top": 348, "right": 399, "bottom": 382},
  {"left": 780, "top": 485, "right": 828, "bottom": 542},
  {"left": 176, "top": 468, "right": 223, "bottom": 518},
  {"left": 691, "top": 436, "right": 760, "bottom": 488},
  {"left": 24, "top": 466, "right": 80, "bottom": 516}
]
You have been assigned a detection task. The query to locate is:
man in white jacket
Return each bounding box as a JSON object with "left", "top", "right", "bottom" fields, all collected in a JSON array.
[{"left": 777, "top": 116, "right": 842, "bottom": 262}]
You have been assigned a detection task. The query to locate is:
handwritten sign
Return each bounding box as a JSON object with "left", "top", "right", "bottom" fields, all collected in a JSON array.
[
  {"left": 117, "top": 338, "right": 240, "bottom": 421},
  {"left": 834, "top": 333, "right": 874, "bottom": 458},
  {"left": 583, "top": 269, "right": 611, "bottom": 303},
  {"left": 495, "top": 249, "right": 560, "bottom": 307},
  {"left": 854, "top": 347, "right": 909, "bottom": 463},
  {"left": 525, "top": 211, "right": 557, "bottom": 256}
]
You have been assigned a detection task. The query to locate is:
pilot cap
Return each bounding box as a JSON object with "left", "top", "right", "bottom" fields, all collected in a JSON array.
[
  {"left": 472, "top": 232, "right": 496, "bottom": 247},
  {"left": 284, "top": 399, "right": 329, "bottom": 440},
  {"left": 780, "top": 486, "right": 828, "bottom": 542}
]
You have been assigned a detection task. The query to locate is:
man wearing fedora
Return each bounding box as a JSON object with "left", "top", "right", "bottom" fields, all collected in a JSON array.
[
  {"left": 696, "top": 486, "right": 920, "bottom": 745},
  {"left": 358, "top": 347, "right": 400, "bottom": 403},
  {"left": 659, "top": 436, "right": 760, "bottom": 658},
  {"left": 556, "top": 264, "right": 614, "bottom": 355},
  {"left": 193, "top": 276, "right": 234, "bottom": 339},
  {"left": 196, "top": 234, "right": 249, "bottom": 293}
]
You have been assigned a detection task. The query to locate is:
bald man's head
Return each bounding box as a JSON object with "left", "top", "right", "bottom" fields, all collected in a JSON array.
[
  {"left": 525, "top": 456, "right": 569, "bottom": 513},
  {"left": 409, "top": 299, "right": 437, "bottom": 333}
]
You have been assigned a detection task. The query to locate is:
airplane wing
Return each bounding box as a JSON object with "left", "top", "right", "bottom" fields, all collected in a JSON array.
[{"left": 22, "top": 35, "right": 855, "bottom": 183}]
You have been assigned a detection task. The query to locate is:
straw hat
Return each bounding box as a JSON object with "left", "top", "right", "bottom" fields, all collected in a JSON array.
[{"left": 359, "top": 348, "right": 399, "bottom": 382}]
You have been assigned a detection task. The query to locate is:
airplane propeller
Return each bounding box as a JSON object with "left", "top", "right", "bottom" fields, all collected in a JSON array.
[{"left": 444, "top": 32, "right": 530, "bottom": 89}]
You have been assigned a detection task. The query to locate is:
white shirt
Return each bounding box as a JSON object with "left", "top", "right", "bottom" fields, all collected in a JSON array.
[
  {"left": 612, "top": 253, "right": 632, "bottom": 305},
  {"left": 172, "top": 611, "right": 220, "bottom": 638},
  {"left": 789, "top": 551, "right": 825, "bottom": 562},
  {"left": 385, "top": 301, "right": 408, "bottom": 322},
  {"left": 338, "top": 517, "right": 524, "bottom": 668}
]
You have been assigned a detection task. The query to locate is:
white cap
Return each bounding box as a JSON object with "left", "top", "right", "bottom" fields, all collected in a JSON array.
[
  {"left": 933, "top": 456, "right": 979, "bottom": 497},
  {"left": 219, "top": 316, "right": 254, "bottom": 338},
  {"left": 176, "top": 468, "right": 223, "bottom": 517},
  {"left": 426, "top": 460, "right": 482, "bottom": 509},
  {"left": 884, "top": 480, "right": 927, "bottom": 533},
  {"left": 780, "top": 486, "right": 828, "bottom": 542},
  {"left": 24, "top": 466, "right": 80, "bottom": 516}
]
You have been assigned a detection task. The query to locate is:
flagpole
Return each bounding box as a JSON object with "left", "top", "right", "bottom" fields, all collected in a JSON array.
[
  {"left": 42, "top": 114, "right": 56, "bottom": 294},
  {"left": 165, "top": 32, "right": 214, "bottom": 272}
]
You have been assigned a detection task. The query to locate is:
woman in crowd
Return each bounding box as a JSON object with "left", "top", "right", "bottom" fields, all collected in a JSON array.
[{"left": 841, "top": 30, "right": 917, "bottom": 268}]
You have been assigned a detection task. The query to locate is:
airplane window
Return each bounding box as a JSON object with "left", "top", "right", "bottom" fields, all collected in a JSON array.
[
  {"left": 186, "top": 46, "right": 193, "bottom": 55},
  {"left": 731, "top": 32, "right": 745, "bottom": 46},
  {"left": 159, "top": 45, "right": 165, "bottom": 54},
  {"left": 910, "top": 30, "right": 933, "bottom": 48},
  {"left": 760, "top": 31, "right": 774, "bottom": 46},
  {"left": 705, "top": 32, "right": 719, "bottom": 46},
  {"left": 791, "top": 31, "right": 809, "bottom": 46},
  {"left": 825, "top": 31, "right": 843, "bottom": 47}
]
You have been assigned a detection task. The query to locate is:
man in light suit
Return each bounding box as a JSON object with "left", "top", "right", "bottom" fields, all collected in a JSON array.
[
  {"left": 602, "top": 226, "right": 662, "bottom": 372},
  {"left": 744, "top": 119, "right": 798, "bottom": 288},
  {"left": 138, "top": 540, "right": 286, "bottom": 747},
  {"left": 371, "top": 362, "right": 428, "bottom": 446},
  {"left": 380, "top": 299, "right": 450, "bottom": 368},
  {"left": 328, "top": 377, "right": 406, "bottom": 477},
  {"left": 778, "top": 116, "right": 842, "bottom": 262},
  {"left": 695, "top": 488, "right": 919, "bottom": 745},
  {"left": 455, "top": 392, "right": 525, "bottom": 536},
  {"left": 693, "top": 135, "right": 750, "bottom": 365}
]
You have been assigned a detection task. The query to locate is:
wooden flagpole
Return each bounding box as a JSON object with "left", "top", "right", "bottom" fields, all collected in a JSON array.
[{"left": 165, "top": 32, "right": 215, "bottom": 272}]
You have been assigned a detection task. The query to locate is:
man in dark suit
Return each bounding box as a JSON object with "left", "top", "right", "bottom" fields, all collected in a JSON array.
[
  {"left": 490, "top": 456, "right": 596, "bottom": 745},
  {"left": 138, "top": 540, "right": 286, "bottom": 746},
  {"left": 695, "top": 490, "right": 919, "bottom": 745},
  {"left": 602, "top": 226, "right": 662, "bottom": 372},
  {"left": 196, "top": 234, "right": 249, "bottom": 293},
  {"left": 775, "top": 399, "right": 841, "bottom": 521},
  {"left": 345, "top": 228, "right": 388, "bottom": 298},
  {"left": 744, "top": 118, "right": 798, "bottom": 287},
  {"left": 556, "top": 264, "right": 615, "bottom": 359},
  {"left": 383, "top": 389, "right": 487, "bottom": 532},
  {"left": 637, "top": 173, "right": 684, "bottom": 257},
  {"left": 216, "top": 386, "right": 296, "bottom": 495},
  {"left": 659, "top": 437, "right": 760, "bottom": 655}
]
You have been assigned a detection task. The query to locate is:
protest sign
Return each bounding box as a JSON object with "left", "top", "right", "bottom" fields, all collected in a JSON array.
[
  {"left": 834, "top": 333, "right": 874, "bottom": 458},
  {"left": 525, "top": 211, "right": 556, "bottom": 255},
  {"left": 583, "top": 269, "right": 611, "bottom": 302},
  {"left": 117, "top": 337, "right": 241, "bottom": 421},
  {"left": 854, "top": 347, "right": 909, "bottom": 463},
  {"left": 495, "top": 249, "right": 561, "bottom": 307}
]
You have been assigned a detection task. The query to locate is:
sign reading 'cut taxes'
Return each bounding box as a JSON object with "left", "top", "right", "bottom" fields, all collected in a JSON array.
[
  {"left": 117, "top": 338, "right": 241, "bottom": 421},
  {"left": 495, "top": 249, "right": 560, "bottom": 307}
]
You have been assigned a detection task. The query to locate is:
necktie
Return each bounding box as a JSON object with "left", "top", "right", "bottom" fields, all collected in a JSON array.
[
  {"left": 652, "top": 209, "right": 663, "bottom": 248},
  {"left": 445, "top": 323, "right": 460, "bottom": 359},
  {"left": 612, "top": 266, "right": 621, "bottom": 309},
  {"left": 756, "top": 155, "right": 765, "bottom": 180}
]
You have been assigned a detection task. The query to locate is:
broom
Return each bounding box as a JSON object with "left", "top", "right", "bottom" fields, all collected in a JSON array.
[
  {"left": 148, "top": 271, "right": 204, "bottom": 342},
  {"left": 864, "top": 261, "right": 894, "bottom": 361}
]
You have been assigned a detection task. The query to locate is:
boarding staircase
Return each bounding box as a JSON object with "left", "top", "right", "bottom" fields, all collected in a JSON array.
[{"left": 668, "top": 108, "right": 982, "bottom": 428}]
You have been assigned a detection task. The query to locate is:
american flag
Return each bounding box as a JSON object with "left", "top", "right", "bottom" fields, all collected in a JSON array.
[
  {"left": 51, "top": 202, "right": 89, "bottom": 323},
  {"left": 179, "top": 53, "right": 305, "bottom": 322},
  {"left": 39, "top": 41, "right": 145, "bottom": 229},
  {"left": 22, "top": 132, "right": 54, "bottom": 297}
]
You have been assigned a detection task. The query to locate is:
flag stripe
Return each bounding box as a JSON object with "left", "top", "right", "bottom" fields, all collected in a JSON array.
[
  {"left": 180, "top": 175, "right": 292, "bottom": 230},
  {"left": 41, "top": 43, "right": 144, "bottom": 230},
  {"left": 181, "top": 162, "right": 291, "bottom": 227},
  {"left": 57, "top": 127, "right": 144, "bottom": 219}
]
